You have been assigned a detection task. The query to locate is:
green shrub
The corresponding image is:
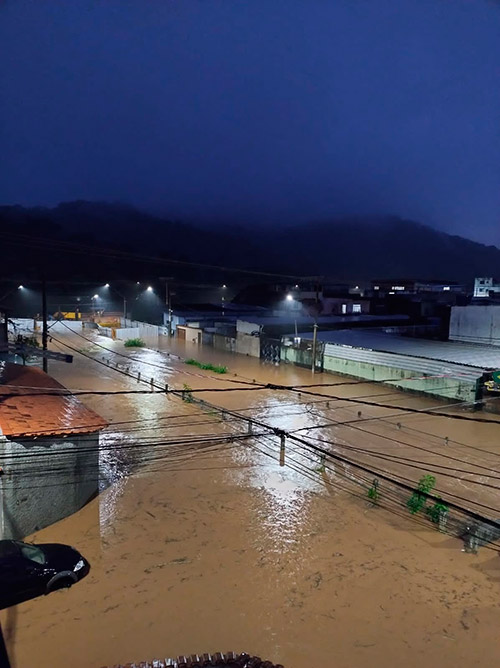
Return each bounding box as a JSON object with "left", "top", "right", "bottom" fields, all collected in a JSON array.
[
  {"left": 182, "top": 384, "right": 194, "bottom": 403},
  {"left": 367, "top": 479, "right": 380, "bottom": 503},
  {"left": 185, "top": 358, "right": 227, "bottom": 374},
  {"left": 406, "top": 474, "right": 436, "bottom": 515},
  {"left": 124, "top": 338, "right": 145, "bottom": 347},
  {"left": 426, "top": 498, "right": 449, "bottom": 525}
]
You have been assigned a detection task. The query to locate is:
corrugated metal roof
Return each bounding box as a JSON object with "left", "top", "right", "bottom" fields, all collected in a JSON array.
[
  {"left": 323, "top": 342, "right": 483, "bottom": 382},
  {"left": 300, "top": 330, "right": 500, "bottom": 370},
  {"left": 0, "top": 362, "right": 107, "bottom": 438}
]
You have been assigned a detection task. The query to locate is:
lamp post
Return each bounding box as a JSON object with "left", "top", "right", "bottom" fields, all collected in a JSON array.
[
  {"left": 311, "top": 322, "right": 318, "bottom": 374},
  {"left": 285, "top": 293, "right": 298, "bottom": 338},
  {"left": 160, "top": 277, "right": 174, "bottom": 336},
  {"left": 102, "top": 284, "right": 127, "bottom": 320}
]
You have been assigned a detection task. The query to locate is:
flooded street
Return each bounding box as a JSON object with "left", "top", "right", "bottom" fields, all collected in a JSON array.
[{"left": 3, "top": 328, "right": 500, "bottom": 667}]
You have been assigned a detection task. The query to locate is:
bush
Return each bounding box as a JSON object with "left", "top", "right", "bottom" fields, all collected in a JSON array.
[
  {"left": 182, "top": 384, "right": 194, "bottom": 403},
  {"left": 124, "top": 338, "right": 145, "bottom": 348},
  {"left": 185, "top": 358, "right": 227, "bottom": 374},
  {"left": 367, "top": 479, "right": 380, "bottom": 504},
  {"left": 426, "top": 498, "right": 449, "bottom": 525},
  {"left": 406, "top": 474, "right": 436, "bottom": 515}
]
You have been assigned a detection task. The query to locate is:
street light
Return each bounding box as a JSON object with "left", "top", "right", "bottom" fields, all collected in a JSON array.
[
  {"left": 18, "top": 285, "right": 24, "bottom": 290},
  {"left": 286, "top": 294, "right": 293, "bottom": 301},
  {"left": 147, "top": 286, "right": 153, "bottom": 292},
  {"left": 102, "top": 283, "right": 127, "bottom": 319}
]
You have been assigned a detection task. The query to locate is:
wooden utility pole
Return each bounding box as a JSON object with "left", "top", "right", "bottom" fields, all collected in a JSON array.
[
  {"left": 41, "top": 277, "right": 48, "bottom": 373},
  {"left": 311, "top": 322, "right": 318, "bottom": 374}
]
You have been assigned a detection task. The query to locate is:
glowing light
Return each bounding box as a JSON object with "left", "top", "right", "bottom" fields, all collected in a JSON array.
[
  {"left": 18, "top": 285, "right": 24, "bottom": 289},
  {"left": 93, "top": 294, "right": 99, "bottom": 299},
  {"left": 147, "top": 286, "right": 153, "bottom": 292},
  {"left": 286, "top": 294, "right": 293, "bottom": 301},
  {"left": 104, "top": 283, "right": 110, "bottom": 288},
  {"left": 222, "top": 284, "right": 227, "bottom": 289}
]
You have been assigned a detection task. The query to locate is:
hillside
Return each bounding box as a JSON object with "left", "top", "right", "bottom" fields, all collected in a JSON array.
[{"left": 0, "top": 202, "right": 498, "bottom": 281}]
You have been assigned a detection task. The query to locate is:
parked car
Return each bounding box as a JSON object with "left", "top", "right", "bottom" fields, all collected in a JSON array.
[{"left": 0, "top": 540, "right": 90, "bottom": 609}]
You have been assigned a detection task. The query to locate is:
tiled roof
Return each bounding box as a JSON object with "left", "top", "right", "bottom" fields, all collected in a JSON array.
[{"left": 0, "top": 362, "right": 107, "bottom": 438}]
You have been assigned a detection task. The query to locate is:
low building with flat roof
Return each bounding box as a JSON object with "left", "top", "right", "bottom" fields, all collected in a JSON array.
[{"left": 0, "top": 362, "right": 107, "bottom": 539}]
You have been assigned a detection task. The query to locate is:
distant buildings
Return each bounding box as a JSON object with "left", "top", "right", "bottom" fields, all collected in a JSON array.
[
  {"left": 371, "top": 279, "right": 464, "bottom": 296},
  {"left": 473, "top": 277, "right": 500, "bottom": 299}
]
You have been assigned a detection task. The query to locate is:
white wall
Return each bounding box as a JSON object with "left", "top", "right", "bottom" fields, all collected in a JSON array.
[
  {"left": 236, "top": 319, "right": 260, "bottom": 335},
  {"left": 235, "top": 332, "right": 260, "bottom": 357},
  {"left": 450, "top": 305, "right": 500, "bottom": 346}
]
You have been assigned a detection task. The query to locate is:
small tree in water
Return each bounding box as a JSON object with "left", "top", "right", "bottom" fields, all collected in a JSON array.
[
  {"left": 426, "top": 498, "right": 449, "bottom": 530},
  {"left": 367, "top": 479, "right": 380, "bottom": 504},
  {"left": 406, "top": 474, "right": 436, "bottom": 515},
  {"left": 182, "top": 384, "right": 194, "bottom": 403}
]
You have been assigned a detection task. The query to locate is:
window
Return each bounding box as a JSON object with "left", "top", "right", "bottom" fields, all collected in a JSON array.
[
  {"left": 19, "top": 543, "right": 46, "bottom": 565},
  {"left": 352, "top": 304, "right": 362, "bottom": 313},
  {"left": 341, "top": 304, "right": 347, "bottom": 314}
]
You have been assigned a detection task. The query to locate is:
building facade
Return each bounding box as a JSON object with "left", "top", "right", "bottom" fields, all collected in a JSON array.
[{"left": 0, "top": 363, "right": 106, "bottom": 539}]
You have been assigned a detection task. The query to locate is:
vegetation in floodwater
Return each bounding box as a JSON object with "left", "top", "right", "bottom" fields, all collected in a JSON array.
[
  {"left": 367, "top": 479, "right": 380, "bottom": 504},
  {"left": 185, "top": 358, "right": 227, "bottom": 374},
  {"left": 426, "top": 498, "right": 449, "bottom": 525},
  {"left": 406, "top": 474, "right": 436, "bottom": 515},
  {"left": 182, "top": 384, "right": 194, "bottom": 403},
  {"left": 124, "top": 338, "right": 146, "bottom": 347}
]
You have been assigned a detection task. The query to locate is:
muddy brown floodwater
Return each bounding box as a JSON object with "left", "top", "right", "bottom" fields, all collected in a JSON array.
[{"left": 3, "top": 329, "right": 500, "bottom": 668}]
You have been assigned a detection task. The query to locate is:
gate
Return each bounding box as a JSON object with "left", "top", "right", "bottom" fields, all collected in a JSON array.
[
  {"left": 260, "top": 337, "right": 281, "bottom": 364},
  {"left": 293, "top": 340, "right": 324, "bottom": 372}
]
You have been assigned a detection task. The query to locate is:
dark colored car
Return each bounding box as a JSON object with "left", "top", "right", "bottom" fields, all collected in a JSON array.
[{"left": 0, "top": 540, "right": 90, "bottom": 610}]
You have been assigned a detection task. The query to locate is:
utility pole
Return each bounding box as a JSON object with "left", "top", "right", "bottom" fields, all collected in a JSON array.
[
  {"left": 159, "top": 277, "right": 174, "bottom": 336},
  {"left": 41, "top": 277, "right": 48, "bottom": 373},
  {"left": 311, "top": 322, "right": 318, "bottom": 374}
]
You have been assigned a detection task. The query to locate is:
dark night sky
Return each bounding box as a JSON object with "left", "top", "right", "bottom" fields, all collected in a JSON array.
[{"left": 1, "top": 1, "right": 499, "bottom": 244}]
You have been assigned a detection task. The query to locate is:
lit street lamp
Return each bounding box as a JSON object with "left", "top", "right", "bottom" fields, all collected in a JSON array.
[{"left": 102, "top": 284, "right": 127, "bottom": 319}]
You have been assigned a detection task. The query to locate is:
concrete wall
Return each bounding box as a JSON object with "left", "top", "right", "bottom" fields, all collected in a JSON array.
[
  {"left": 115, "top": 327, "right": 140, "bottom": 340},
  {"left": 450, "top": 305, "right": 500, "bottom": 346},
  {"left": 179, "top": 325, "right": 203, "bottom": 343},
  {"left": 213, "top": 334, "right": 236, "bottom": 353},
  {"left": 235, "top": 333, "right": 260, "bottom": 357},
  {"left": 12, "top": 319, "right": 84, "bottom": 335},
  {"left": 0, "top": 432, "right": 99, "bottom": 540},
  {"left": 236, "top": 320, "right": 261, "bottom": 335},
  {"left": 282, "top": 345, "right": 477, "bottom": 402},
  {"left": 322, "top": 354, "right": 476, "bottom": 402}
]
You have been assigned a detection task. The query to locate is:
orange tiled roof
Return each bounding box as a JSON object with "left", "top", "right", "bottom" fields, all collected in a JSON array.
[{"left": 0, "top": 362, "right": 107, "bottom": 438}]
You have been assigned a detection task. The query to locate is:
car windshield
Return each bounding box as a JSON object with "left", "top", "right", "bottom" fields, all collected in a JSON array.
[
  {"left": 0, "top": 542, "right": 20, "bottom": 558},
  {"left": 19, "top": 543, "right": 46, "bottom": 565}
]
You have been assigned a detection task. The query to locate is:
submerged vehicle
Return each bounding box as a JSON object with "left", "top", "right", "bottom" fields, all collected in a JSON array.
[{"left": 0, "top": 540, "right": 90, "bottom": 610}]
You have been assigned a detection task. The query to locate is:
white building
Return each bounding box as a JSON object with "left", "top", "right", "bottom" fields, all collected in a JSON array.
[{"left": 473, "top": 277, "right": 500, "bottom": 298}]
